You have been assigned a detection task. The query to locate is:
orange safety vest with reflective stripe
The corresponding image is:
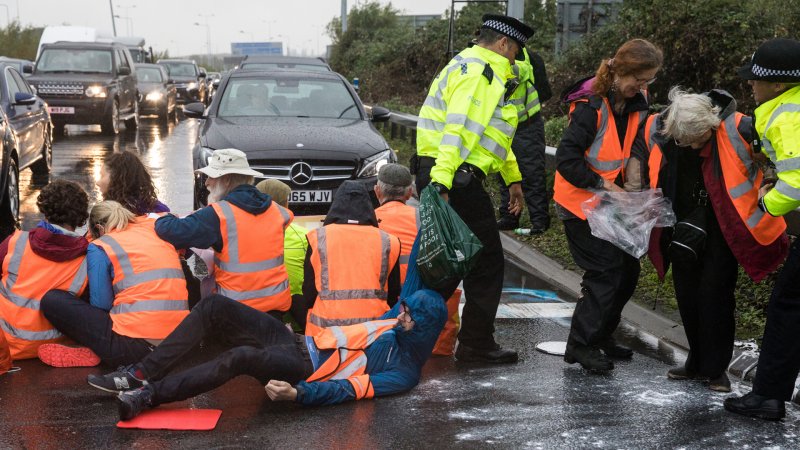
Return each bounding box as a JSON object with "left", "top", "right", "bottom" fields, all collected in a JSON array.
[
  {"left": 375, "top": 201, "right": 418, "bottom": 285},
  {"left": 305, "top": 224, "right": 401, "bottom": 337},
  {"left": 0, "top": 230, "right": 87, "bottom": 359},
  {"left": 553, "top": 97, "right": 648, "bottom": 219},
  {"left": 211, "top": 201, "right": 292, "bottom": 313},
  {"left": 93, "top": 217, "right": 188, "bottom": 340},
  {"left": 307, "top": 318, "right": 398, "bottom": 399},
  {"left": 646, "top": 112, "right": 786, "bottom": 245}
]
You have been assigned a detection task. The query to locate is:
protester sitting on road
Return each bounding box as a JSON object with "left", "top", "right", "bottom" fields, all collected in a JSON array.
[
  {"left": 256, "top": 178, "right": 309, "bottom": 332},
  {"left": 154, "top": 148, "right": 293, "bottom": 316},
  {"left": 640, "top": 87, "right": 788, "bottom": 392},
  {"left": 554, "top": 38, "right": 662, "bottom": 373},
  {"left": 374, "top": 163, "right": 417, "bottom": 285},
  {"left": 0, "top": 180, "right": 90, "bottom": 361},
  {"left": 86, "top": 288, "right": 446, "bottom": 420},
  {"left": 304, "top": 180, "right": 401, "bottom": 336},
  {"left": 38, "top": 201, "right": 189, "bottom": 368},
  {"left": 97, "top": 151, "right": 170, "bottom": 216}
]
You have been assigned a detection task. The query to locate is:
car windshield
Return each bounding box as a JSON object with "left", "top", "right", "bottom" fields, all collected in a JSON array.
[
  {"left": 161, "top": 63, "right": 196, "bottom": 77},
  {"left": 218, "top": 77, "right": 360, "bottom": 119},
  {"left": 37, "top": 49, "right": 113, "bottom": 74},
  {"left": 136, "top": 67, "right": 163, "bottom": 82},
  {"left": 241, "top": 62, "right": 329, "bottom": 72}
]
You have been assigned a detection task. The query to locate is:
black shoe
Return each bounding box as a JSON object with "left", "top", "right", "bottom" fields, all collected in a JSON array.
[
  {"left": 497, "top": 216, "right": 519, "bottom": 231},
  {"left": 564, "top": 343, "right": 614, "bottom": 372},
  {"left": 455, "top": 343, "right": 519, "bottom": 364},
  {"left": 599, "top": 338, "right": 633, "bottom": 359},
  {"left": 530, "top": 222, "right": 549, "bottom": 234},
  {"left": 708, "top": 373, "right": 731, "bottom": 393},
  {"left": 667, "top": 366, "right": 707, "bottom": 381},
  {"left": 87, "top": 365, "right": 148, "bottom": 393},
  {"left": 724, "top": 392, "right": 785, "bottom": 421},
  {"left": 118, "top": 387, "right": 153, "bottom": 421}
]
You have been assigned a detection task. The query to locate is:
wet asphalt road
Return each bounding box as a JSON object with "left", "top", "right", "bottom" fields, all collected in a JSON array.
[{"left": 2, "top": 119, "right": 800, "bottom": 448}]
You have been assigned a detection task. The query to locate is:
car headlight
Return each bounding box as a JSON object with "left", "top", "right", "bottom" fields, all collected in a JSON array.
[
  {"left": 85, "top": 85, "right": 107, "bottom": 98},
  {"left": 145, "top": 91, "right": 164, "bottom": 102},
  {"left": 186, "top": 82, "right": 198, "bottom": 91},
  {"left": 358, "top": 149, "right": 396, "bottom": 178}
]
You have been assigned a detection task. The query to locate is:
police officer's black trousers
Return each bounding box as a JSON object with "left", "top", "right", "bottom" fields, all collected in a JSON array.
[
  {"left": 562, "top": 217, "right": 640, "bottom": 347},
  {"left": 497, "top": 114, "right": 550, "bottom": 228},
  {"left": 753, "top": 239, "right": 800, "bottom": 400},
  {"left": 416, "top": 164, "right": 505, "bottom": 350},
  {"left": 671, "top": 214, "right": 738, "bottom": 378}
]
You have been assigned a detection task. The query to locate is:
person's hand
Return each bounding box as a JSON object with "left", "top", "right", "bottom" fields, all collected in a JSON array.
[
  {"left": 265, "top": 380, "right": 298, "bottom": 402},
  {"left": 603, "top": 179, "right": 624, "bottom": 193},
  {"left": 759, "top": 183, "right": 774, "bottom": 199},
  {"left": 440, "top": 192, "right": 449, "bottom": 203},
  {"left": 508, "top": 183, "right": 524, "bottom": 216}
]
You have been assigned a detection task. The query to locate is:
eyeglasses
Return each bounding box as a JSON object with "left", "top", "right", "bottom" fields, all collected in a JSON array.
[
  {"left": 634, "top": 75, "right": 657, "bottom": 86},
  {"left": 400, "top": 301, "right": 415, "bottom": 326}
]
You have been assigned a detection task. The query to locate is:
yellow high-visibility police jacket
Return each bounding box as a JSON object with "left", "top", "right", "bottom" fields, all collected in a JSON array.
[
  {"left": 758, "top": 86, "right": 800, "bottom": 216},
  {"left": 416, "top": 45, "right": 522, "bottom": 189},
  {"left": 508, "top": 48, "right": 540, "bottom": 122}
]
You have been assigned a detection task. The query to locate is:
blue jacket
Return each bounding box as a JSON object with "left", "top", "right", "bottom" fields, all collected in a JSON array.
[
  {"left": 154, "top": 184, "right": 272, "bottom": 252},
  {"left": 294, "top": 288, "right": 447, "bottom": 406}
]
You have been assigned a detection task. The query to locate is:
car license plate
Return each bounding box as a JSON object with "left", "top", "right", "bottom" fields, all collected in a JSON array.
[
  {"left": 48, "top": 106, "right": 74, "bottom": 114},
  {"left": 289, "top": 190, "right": 331, "bottom": 203}
]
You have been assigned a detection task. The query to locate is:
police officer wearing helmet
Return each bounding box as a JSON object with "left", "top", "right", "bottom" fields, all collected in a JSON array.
[
  {"left": 725, "top": 38, "right": 800, "bottom": 421},
  {"left": 414, "top": 14, "right": 533, "bottom": 364}
]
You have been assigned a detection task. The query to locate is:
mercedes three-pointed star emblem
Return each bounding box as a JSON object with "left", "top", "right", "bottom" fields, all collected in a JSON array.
[{"left": 289, "top": 161, "right": 313, "bottom": 186}]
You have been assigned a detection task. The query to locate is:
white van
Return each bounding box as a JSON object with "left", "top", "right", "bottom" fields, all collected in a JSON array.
[{"left": 36, "top": 26, "right": 105, "bottom": 59}]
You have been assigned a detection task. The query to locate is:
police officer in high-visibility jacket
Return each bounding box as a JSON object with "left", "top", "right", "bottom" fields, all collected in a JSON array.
[
  {"left": 374, "top": 164, "right": 417, "bottom": 285},
  {"left": 496, "top": 48, "right": 553, "bottom": 233},
  {"left": 0, "top": 180, "right": 89, "bottom": 361},
  {"left": 414, "top": 14, "right": 533, "bottom": 364},
  {"left": 725, "top": 38, "right": 800, "bottom": 421},
  {"left": 154, "top": 149, "right": 293, "bottom": 316},
  {"left": 304, "top": 181, "right": 401, "bottom": 337}
]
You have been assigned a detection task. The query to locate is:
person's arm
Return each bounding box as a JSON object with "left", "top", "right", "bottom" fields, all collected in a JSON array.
[
  {"left": 625, "top": 118, "right": 650, "bottom": 191},
  {"left": 291, "top": 368, "right": 420, "bottom": 406},
  {"left": 86, "top": 244, "right": 114, "bottom": 311},
  {"left": 530, "top": 52, "right": 552, "bottom": 103},
  {"left": 302, "top": 245, "right": 318, "bottom": 310},
  {"left": 762, "top": 121, "right": 800, "bottom": 216},
  {"left": 430, "top": 71, "right": 502, "bottom": 189},
  {"left": 154, "top": 206, "right": 223, "bottom": 252},
  {"left": 556, "top": 102, "right": 604, "bottom": 189},
  {"left": 386, "top": 254, "right": 401, "bottom": 308}
]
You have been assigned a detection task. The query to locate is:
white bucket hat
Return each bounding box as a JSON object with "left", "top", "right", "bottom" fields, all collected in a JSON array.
[{"left": 195, "top": 148, "right": 262, "bottom": 178}]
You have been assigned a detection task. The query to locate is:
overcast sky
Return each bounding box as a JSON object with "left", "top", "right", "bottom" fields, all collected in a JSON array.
[{"left": 13, "top": 0, "right": 457, "bottom": 57}]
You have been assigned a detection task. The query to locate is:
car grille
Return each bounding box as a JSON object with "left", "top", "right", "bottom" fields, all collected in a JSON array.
[
  {"left": 35, "top": 82, "right": 84, "bottom": 98},
  {"left": 250, "top": 160, "right": 356, "bottom": 185}
]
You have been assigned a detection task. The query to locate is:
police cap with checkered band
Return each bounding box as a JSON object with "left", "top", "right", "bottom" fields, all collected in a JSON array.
[
  {"left": 738, "top": 38, "right": 800, "bottom": 82},
  {"left": 480, "top": 14, "right": 534, "bottom": 47}
]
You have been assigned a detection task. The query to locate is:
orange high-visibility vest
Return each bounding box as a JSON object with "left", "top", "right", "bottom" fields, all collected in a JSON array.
[
  {"left": 647, "top": 112, "right": 786, "bottom": 245},
  {"left": 0, "top": 326, "right": 11, "bottom": 373},
  {"left": 375, "top": 201, "right": 417, "bottom": 285},
  {"left": 305, "top": 224, "right": 401, "bottom": 337},
  {"left": 307, "top": 318, "right": 398, "bottom": 399},
  {"left": 211, "top": 201, "right": 292, "bottom": 313},
  {"left": 553, "top": 97, "right": 648, "bottom": 219},
  {"left": 93, "top": 217, "right": 188, "bottom": 340},
  {"left": 0, "top": 230, "right": 87, "bottom": 359}
]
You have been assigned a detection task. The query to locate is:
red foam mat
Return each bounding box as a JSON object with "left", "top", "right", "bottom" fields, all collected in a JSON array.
[{"left": 117, "top": 408, "right": 222, "bottom": 430}]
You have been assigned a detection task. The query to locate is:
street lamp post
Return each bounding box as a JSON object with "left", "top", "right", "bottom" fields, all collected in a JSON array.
[
  {"left": 114, "top": 15, "right": 132, "bottom": 36},
  {"left": 195, "top": 13, "right": 213, "bottom": 57},
  {"left": 0, "top": 4, "right": 10, "bottom": 27}
]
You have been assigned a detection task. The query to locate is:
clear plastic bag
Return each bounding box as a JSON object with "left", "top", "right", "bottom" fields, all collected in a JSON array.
[{"left": 580, "top": 189, "right": 676, "bottom": 258}]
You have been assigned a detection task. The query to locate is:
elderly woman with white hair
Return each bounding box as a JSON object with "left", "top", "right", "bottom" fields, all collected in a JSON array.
[{"left": 638, "top": 87, "right": 789, "bottom": 392}]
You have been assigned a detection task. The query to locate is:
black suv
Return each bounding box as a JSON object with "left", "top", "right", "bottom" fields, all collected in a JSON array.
[
  {"left": 157, "top": 59, "right": 207, "bottom": 105},
  {"left": 26, "top": 41, "right": 139, "bottom": 135}
]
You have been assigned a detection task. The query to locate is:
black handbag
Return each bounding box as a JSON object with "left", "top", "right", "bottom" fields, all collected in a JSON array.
[{"left": 668, "top": 206, "right": 708, "bottom": 263}]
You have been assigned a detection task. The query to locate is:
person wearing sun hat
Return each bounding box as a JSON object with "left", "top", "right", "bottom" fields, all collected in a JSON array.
[
  {"left": 414, "top": 14, "right": 533, "bottom": 364},
  {"left": 724, "top": 38, "right": 800, "bottom": 421},
  {"left": 154, "top": 148, "right": 295, "bottom": 315}
]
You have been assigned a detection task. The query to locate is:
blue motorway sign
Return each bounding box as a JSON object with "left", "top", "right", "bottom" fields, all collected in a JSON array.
[{"left": 230, "top": 42, "right": 284, "bottom": 56}]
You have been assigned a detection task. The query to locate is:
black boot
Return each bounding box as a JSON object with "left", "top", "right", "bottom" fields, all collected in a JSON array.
[
  {"left": 564, "top": 342, "right": 614, "bottom": 373},
  {"left": 599, "top": 337, "right": 633, "bottom": 359},
  {"left": 496, "top": 216, "right": 519, "bottom": 231},
  {"left": 724, "top": 392, "right": 785, "bottom": 420},
  {"left": 455, "top": 342, "right": 519, "bottom": 364}
]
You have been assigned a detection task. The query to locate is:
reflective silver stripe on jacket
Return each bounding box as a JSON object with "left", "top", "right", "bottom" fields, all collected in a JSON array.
[
  {"left": 0, "top": 318, "right": 61, "bottom": 341},
  {"left": 417, "top": 117, "right": 445, "bottom": 132},
  {"left": 761, "top": 104, "right": 800, "bottom": 165},
  {"left": 585, "top": 106, "right": 645, "bottom": 173},
  {"left": 97, "top": 234, "right": 185, "bottom": 295},
  {"left": 316, "top": 227, "right": 391, "bottom": 301},
  {"left": 440, "top": 134, "right": 471, "bottom": 160},
  {"left": 110, "top": 300, "right": 190, "bottom": 314},
  {"left": 775, "top": 179, "right": 800, "bottom": 200},
  {"left": 723, "top": 113, "right": 758, "bottom": 202},
  {"left": 217, "top": 281, "right": 289, "bottom": 301},
  {"left": 308, "top": 313, "right": 382, "bottom": 328}
]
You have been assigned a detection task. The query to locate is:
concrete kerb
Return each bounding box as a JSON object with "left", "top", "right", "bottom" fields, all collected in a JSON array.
[{"left": 499, "top": 231, "right": 762, "bottom": 386}]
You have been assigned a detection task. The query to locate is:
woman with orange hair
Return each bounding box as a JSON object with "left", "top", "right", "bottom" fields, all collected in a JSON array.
[{"left": 553, "top": 39, "right": 663, "bottom": 373}]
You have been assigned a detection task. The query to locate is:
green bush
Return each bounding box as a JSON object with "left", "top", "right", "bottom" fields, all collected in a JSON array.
[{"left": 544, "top": 115, "right": 568, "bottom": 147}]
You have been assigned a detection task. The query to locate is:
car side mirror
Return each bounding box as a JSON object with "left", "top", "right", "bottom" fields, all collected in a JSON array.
[
  {"left": 14, "top": 92, "right": 37, "bottom": 106},
  {"left": 212, "top": 79, "right": 221, "bottom": 88},
  {"left": 183, "top": 102, "right": 206, "bottom": 119},
  {"left": 370, "top": 106, "right": 391, "bottom": 123},
  {"left": 118, "top": 66, "right": 131, "bottom": 75},
  {"left": 22, "top": 64, "right": 33, "bottom": 74}
]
